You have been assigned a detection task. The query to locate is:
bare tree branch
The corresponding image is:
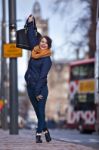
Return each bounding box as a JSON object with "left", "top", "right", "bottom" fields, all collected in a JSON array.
[{"left": 52, "top": 0, "right": 93, "bottom": 59}]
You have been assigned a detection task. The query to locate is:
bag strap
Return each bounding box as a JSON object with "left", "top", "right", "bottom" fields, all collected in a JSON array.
[
  {"left": 24, "top": 16, "right": 37, "bottom": 32},
  {"left": 24, "top": 20, "right": 28, "bottom": 29},
  {"left": 33, "top": 16, "right": 37, "bottom": 31}
]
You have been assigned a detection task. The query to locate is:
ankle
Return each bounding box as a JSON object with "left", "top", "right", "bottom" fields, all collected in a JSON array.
[
  {"left": 36, "top": 133, "right": 42, "bottom": 136},
  {"left": 36, "top": 134, "right": 42, "bottom": 143},
  {"left": 44, "top": 130, "right": 51, "bottom": 142},
  {"left": 43, "top": 130, "right": 48, "bottom": 134}
]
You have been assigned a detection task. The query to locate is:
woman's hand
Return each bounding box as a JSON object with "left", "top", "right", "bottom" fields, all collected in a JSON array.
[
  {"left": 28, "top": 15, "right": 34, "bottom": 23},
  {"left": 36, "top": 95, "right": 43, "bottom": 101}
]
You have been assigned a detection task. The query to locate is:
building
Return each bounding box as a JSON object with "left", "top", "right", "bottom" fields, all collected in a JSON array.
[
  {"left": 32, "top": 0, "right": 48, "bottom": 35},
  {"left": 46, "top": 61, "right": 70, "bottom": 123}
]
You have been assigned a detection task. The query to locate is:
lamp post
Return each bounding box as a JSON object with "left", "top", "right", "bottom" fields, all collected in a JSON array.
[
  {"left": 0, "top": 0, "right": 8, "bottom": 130},
  {"left": 8, "top": 0, "right": 18, "bottom": 134}
]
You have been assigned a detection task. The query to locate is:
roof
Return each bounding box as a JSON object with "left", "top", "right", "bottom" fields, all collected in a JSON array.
[{"left": 69, "top": 58, "right": 95, "bottom": 66}]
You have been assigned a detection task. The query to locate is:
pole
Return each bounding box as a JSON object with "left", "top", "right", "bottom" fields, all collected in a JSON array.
[
  {"left": 96, "top": 0, "right": 99, "bottom": 105},
  {"left": 97, "top": 0, "right": 99, "bottom": 95},
  {"left": 0, "top": 0, "right": 8, "bottom": 130},
  {"left": 95, "top": 0, "right": 99, "bottom": 133},
  {"left": 8, "top": 0, "right": 18, "bottom": 134}
]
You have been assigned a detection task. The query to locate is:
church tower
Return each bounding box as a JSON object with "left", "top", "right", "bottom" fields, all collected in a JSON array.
[
  {"left": 33, "top": 0, "right": 41, "bottom": 19},
  {"left": 32, "top": 0, "right": 48, "bottom": 35}
]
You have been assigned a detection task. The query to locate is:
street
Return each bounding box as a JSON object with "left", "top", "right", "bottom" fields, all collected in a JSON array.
[{"left": 50, "top": 129, "right": 99, "bottom": 150}]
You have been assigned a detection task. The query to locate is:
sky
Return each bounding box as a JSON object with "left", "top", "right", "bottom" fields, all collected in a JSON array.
[{"left": 0, "top": 0, "right": 91, "bottom": 91}]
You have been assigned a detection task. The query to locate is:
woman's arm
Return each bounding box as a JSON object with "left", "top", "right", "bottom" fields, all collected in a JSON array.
[{"left": 27, "top": 16, "right": 40, "bottom": 49}]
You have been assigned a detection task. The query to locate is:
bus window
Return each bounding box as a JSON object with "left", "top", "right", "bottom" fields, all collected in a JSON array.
[
  {"left": 79, "top": 65, "right": 88, "bottom": 79},
  {"left": 71, "top": 62, "right": 94, "bottom": 80},
  {"left": 80, "top": 63, "right": 94, "bottom": 79},
  {"left": 71, "top": 66, "right": 80, "bottom": 80}
]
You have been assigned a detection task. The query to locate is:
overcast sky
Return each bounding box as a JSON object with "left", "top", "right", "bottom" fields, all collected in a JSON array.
[{"left": 0, "top": 0, "right": 91, "bottom": 91}]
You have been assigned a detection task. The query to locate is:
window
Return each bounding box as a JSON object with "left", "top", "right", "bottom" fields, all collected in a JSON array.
[{"left": 71, "top": 63, "right": 94, "bottom": 80}]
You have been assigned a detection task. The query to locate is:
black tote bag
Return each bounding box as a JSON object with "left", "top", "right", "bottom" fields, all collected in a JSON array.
[
  {"left": 16, "top": 27, "right": 31, "bottom": 50},
  {"left": 16, "top": 17, "right": 39, "bottom": 50}
]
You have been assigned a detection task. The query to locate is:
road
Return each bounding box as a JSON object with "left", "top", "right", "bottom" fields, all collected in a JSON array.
[{"left": 50, "top": 129, "right": 99, "bottom": 150}]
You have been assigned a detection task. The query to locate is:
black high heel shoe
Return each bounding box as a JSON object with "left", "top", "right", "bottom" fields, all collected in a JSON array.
[
  {"left": 36, "top": 134, "right": 42, "bottom": 143},
  {"left": 44, "top": 130, "right": 51, "bottom": 142}
]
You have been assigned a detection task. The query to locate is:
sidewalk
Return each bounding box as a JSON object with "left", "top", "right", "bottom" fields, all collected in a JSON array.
[{"left": 0, "top": 129, "right": 95, "bottom": 150}]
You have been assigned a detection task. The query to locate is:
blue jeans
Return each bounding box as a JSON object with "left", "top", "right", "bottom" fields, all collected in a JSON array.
[{"left": 27, "top": 85, "right": 48, "bottom": 133}]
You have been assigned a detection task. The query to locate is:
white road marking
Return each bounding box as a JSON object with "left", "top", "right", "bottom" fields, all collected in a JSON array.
[
  {"left": 56, "top": 138, "right": 99, "bottom": 144},
  {"left": 89, "top": 139, "right": 99, "bottom": 143}
]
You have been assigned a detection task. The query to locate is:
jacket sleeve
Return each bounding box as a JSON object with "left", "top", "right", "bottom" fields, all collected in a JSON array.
[
  {"left": 35, "top": 57, "right": 52, "bottom": 97},
  {"left": 27, "top": 22, "right": 39, "bottom": 49}
]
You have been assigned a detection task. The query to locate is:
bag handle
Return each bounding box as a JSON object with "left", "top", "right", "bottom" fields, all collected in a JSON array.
[
  {"left": 24, "top": 16, "right": 37, "bottom": 31},
  {"left": 33, "top": 16, "right": 37, "bottom": 31}
]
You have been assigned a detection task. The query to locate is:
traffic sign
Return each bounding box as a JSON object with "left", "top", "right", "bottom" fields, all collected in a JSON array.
[
  {"left": 79, "top": 80, "right": 94, "bottom": 93},
  {"left": 3, "top": 43, "right": 22, "bottom": 58}
]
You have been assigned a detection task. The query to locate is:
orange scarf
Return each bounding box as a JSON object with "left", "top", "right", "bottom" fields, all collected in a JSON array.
[{"left": 31, "top": 45, "right": 52, "bottom": 59}]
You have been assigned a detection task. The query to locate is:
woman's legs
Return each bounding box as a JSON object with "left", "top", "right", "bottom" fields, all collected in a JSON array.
[
  {"left": 36, "top": 85, "right": 48, "bottom": 133},
  {"left": 36, "top": 97, "right": 47, "bottom": 133},
  {"left": 27, "top": 85, "right": 51, "bottom": 142},
  {"left": 27, "top": 86, "right": 39, "bottom": 119},
  {"left": 27, "top": 86, "right": 47, "bottom": 131}
]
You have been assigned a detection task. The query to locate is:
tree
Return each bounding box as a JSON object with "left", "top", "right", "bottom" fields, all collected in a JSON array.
[
  {"left": 88, "top": 0, "right": 97, "bottom": 57},
  {"left": 52, "top": 0, "right": 97, "bottom": 59}
]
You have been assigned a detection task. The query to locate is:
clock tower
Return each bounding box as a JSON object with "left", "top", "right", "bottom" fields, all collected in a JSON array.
[{"left": 32, "top": 0, "right": 48, "bottom": 35}]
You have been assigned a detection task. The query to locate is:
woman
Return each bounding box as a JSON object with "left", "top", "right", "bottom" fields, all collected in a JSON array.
[{"left": 24, "top": 15, "right": 52, "bottom": 143}]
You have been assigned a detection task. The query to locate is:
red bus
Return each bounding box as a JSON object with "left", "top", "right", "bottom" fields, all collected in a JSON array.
[{"left": 67, "top": 58, "right": 96, "bottom": 133}]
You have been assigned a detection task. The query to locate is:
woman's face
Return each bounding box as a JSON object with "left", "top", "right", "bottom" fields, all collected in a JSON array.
[{"left": 39, "top": 38, "right": 48, "bottom": 50}]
